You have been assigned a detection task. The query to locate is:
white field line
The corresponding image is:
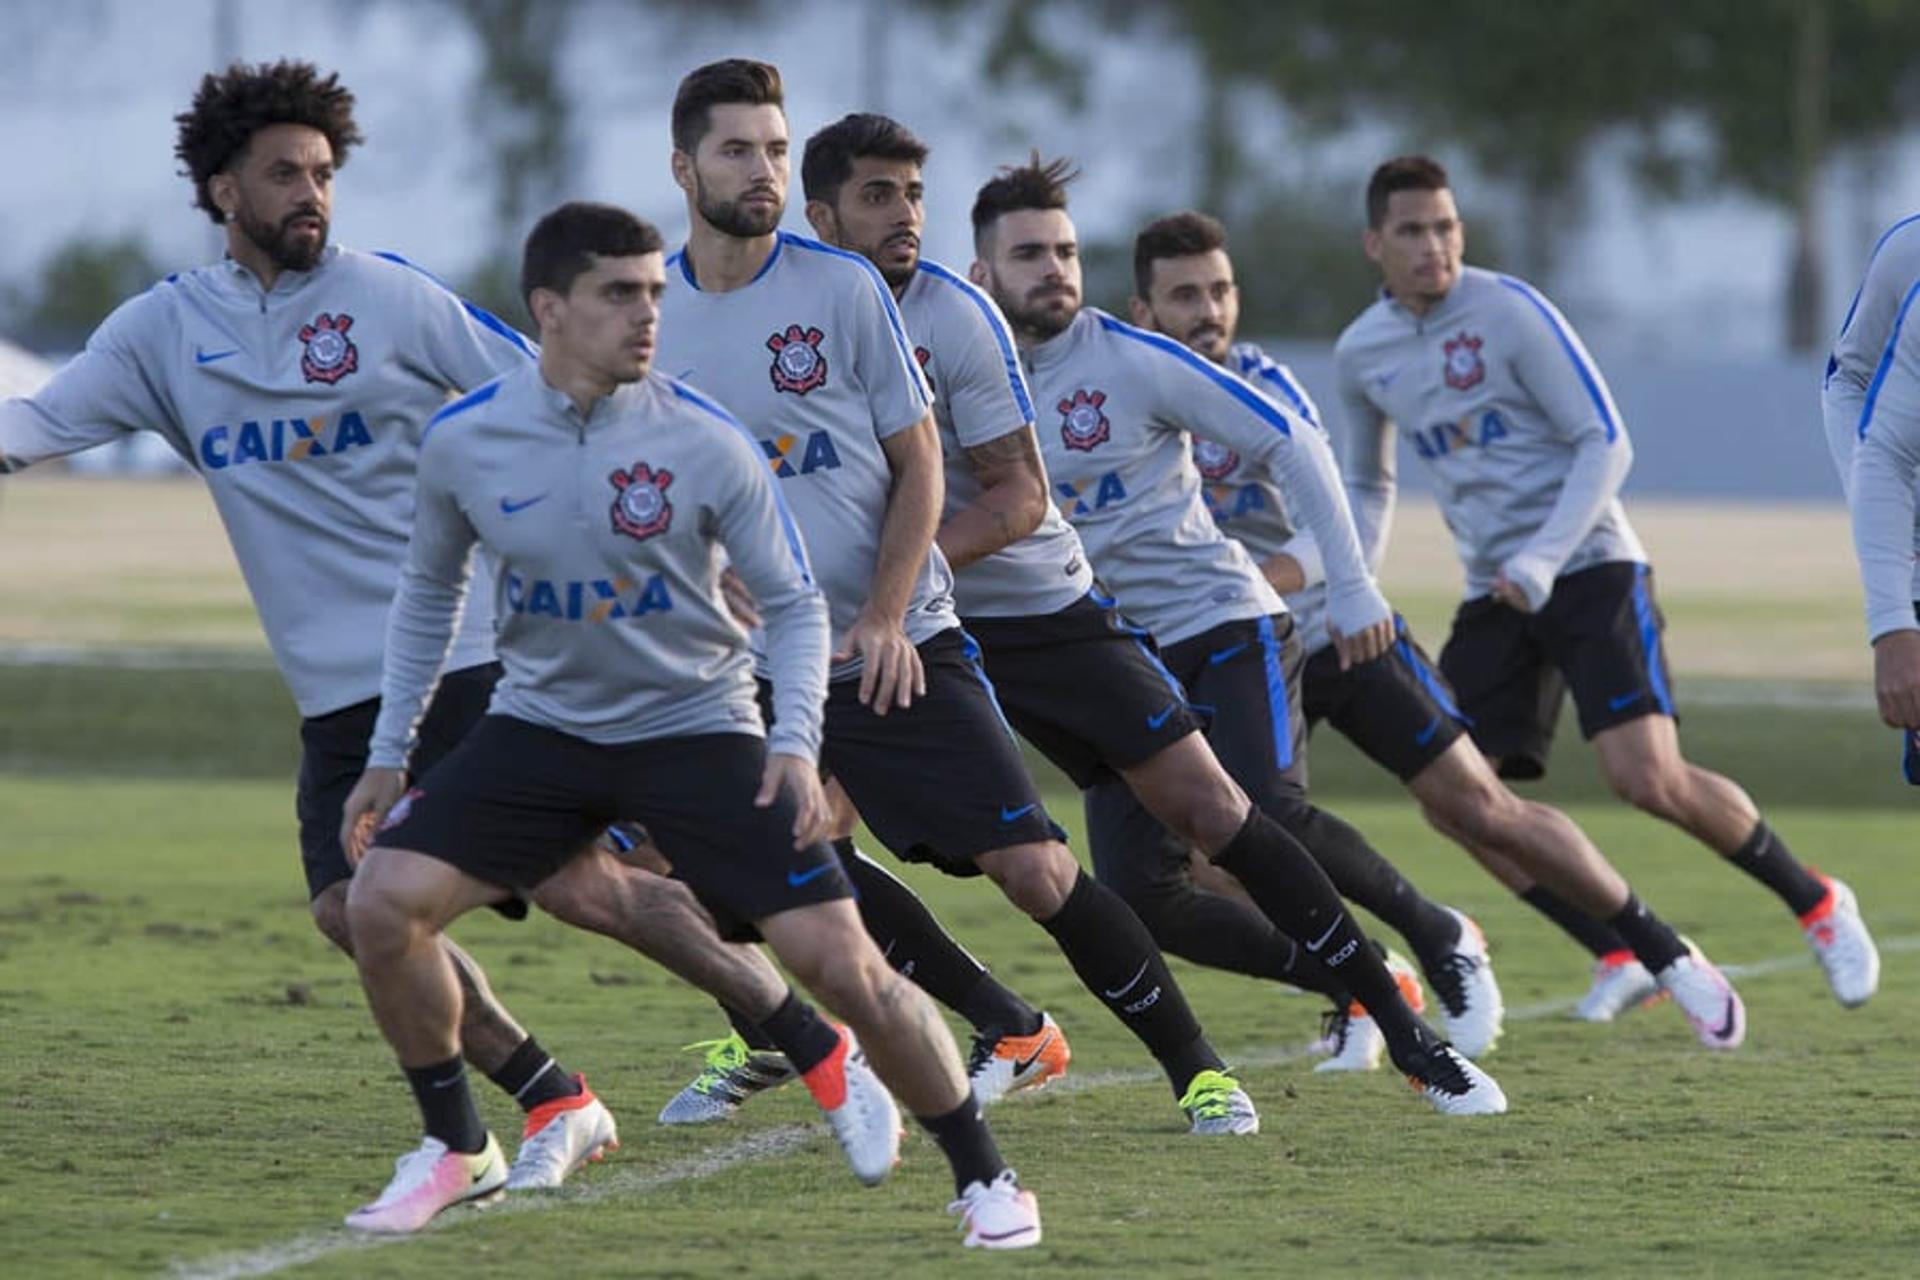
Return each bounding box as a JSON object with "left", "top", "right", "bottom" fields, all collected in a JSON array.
[{"left": 165, "top": 933, "right": 1915, "bottom": 1280}]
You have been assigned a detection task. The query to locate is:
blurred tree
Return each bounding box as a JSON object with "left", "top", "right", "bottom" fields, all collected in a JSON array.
[{"left": 4, "top": 234, "right": 163, "bottom": 351}]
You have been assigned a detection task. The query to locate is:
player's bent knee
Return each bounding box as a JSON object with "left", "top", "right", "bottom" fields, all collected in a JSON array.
[
  {"left": 1607, "top": 764, "right": 1685, "bottom": 818},
  {"left": 309, "top": 881, "right": 355, "bottom": 955},
  {"left": 978, "top": 841, "right": 1077, "bottom": 918}
]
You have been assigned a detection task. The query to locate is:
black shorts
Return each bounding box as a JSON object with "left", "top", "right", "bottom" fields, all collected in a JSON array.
[
  {"left": 1303, "top": 618, "right": 1469, "bottom": 783},
  {"left": 1439, "top": 561, "right": 1676, "bottom": 780},
  {"left": 376, "top": 717, "right": 852, "bottom": 922},
  {"left": 963, "top": 591, "right": 1205, "bottom": 789},
  {"left": 764, "top": 628, "right": 1063, "bottom": 878},
  {"left": 1156, "top": 614, "right": 1310, "bottom": 808},
  {"left": 295, "top": 662, "right": 500, "bottom": 900}
]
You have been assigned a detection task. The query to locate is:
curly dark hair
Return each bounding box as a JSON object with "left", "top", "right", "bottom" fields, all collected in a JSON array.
[
  {"left": 970, "top": 152, "right": 1078, "bottom": 250},
  {"left": 174, "top": 60, "right": 363, "bottom": 225}
]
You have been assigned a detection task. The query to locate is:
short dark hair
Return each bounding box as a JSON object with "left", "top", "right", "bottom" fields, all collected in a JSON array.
[
  {"left": 520, "top": 202, "right": 664, "bottom": 313},
  {"left": 970, "top": 152, "right": 1078, "bottom": 249},
  {"left": 174, "top": 60, "right": 363, "bottom": 225},
  {"left": 1132, "top": 211, "right": 1228, "bottom": 298},
  {"left": 1366, "top": 155, "right": 1450, "bottom": 228},
  {"left": 671, "top": 58, "right": 784, "bottom": 154},
  {"left": 801, "top": 113, "right": 930, "bottom": 204}
]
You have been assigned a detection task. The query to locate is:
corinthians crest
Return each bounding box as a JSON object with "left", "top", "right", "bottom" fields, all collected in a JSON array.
[
  {"left": 1058, "top": 389, "right": 1110, "bottom": 451},
  {"left": 1442, "top": 331, "right": 1485, "bottom": 391},
  {"left": 608, "top": 461, "right": 674, "bottom": 541},
  {"left": 767, "top": 324, "right": 829, "bottom": 395},
  {"left": 1192, "top": 438, "right": 1240, "bottom": 480},
  {"left": 298, "top": 312, "right": 359, "bottom": 385}
]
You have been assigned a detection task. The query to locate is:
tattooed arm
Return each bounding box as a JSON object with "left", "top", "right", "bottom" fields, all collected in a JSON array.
[{"left": 937, "top": 425, "right": 1050, "bottom": 570}]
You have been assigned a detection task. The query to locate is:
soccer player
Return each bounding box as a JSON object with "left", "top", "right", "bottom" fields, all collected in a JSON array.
[
  {"left": 338, "top": 201, "right": 1039, "bottom": 1248},
  {"left": 0, "top": 60, "right": 863, "bottom": 1195},
  {"left": 1827, "top": 216, "right": 1920, "bottom": 780},
  {"left": 1334, "top": 155, "right": 1877, "bottom": 1011},
  {"left": 1131, "top": 210, "right": 1747, "bottom": 1049},
  {"left": 967, "top": 154, "right": 1505, "bottom": 1112},
  {"left": 654, "top": 59, "right": 1258, "bottom": 1134}
]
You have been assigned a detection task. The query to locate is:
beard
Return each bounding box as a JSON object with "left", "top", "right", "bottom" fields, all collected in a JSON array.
[
  {"left": 695, "top": 174, "right": 782, "bottom": 239},
  {"left": 1178, "top": 320, "right": 1229, "bottom": 360},
  {"left": 233, "top": 203, "right": 328, "bottom": 273},
  {"left": 1000, "top": 286, "right": 1078, "bottom": 341}
]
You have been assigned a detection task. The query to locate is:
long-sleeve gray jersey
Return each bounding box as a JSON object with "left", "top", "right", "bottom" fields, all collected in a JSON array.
[
  {"left": 899, "top": 258, "right": 1091, "bottom": 618},
  {"left": 0, "top": 245, "right": 533, "bottom": 715},
  {"left": 657, "top": 231, "right": 954, "bottom": 680},
  {"left": 367, "top": 364, "right": 829, "bottom": 768},
  {"left": 1025, "top": 307, "right": 1389, "bottom": 647},
  {"left": 1333, "top": 266, "right": 1644, "bottom": 610},
  {"left": 1194, "top": 343, "right": 1338, "bottom": 653},
  {"left": 1824, "top": 214, "right": 1920, "bottom": 621}
]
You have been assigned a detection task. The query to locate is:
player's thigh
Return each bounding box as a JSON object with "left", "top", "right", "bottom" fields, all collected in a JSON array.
[
  {"left": 821, "top": 629, "right": 1063, "bottom": 876},
  {"left": 1439, "top": 593, "right": 1563, "bottom": 780},
  {"left": 1537, "top": 561, "right": 1677, "bottom": 740},
  {"left": 1321, "top": 624, "right": 1470, "bottom": 784},
  {"left": 1083, "top": 773, "right": 1198, "bottom": 906}
]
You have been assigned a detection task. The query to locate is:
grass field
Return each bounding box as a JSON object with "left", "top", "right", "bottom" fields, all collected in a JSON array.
[{"left": 4, "top": 478, "right": 1917, "bottom": 1276}]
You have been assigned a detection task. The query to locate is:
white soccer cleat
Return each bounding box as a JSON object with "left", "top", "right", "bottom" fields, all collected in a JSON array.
[
  {"left": 1801, "top": 876, "right": 1880, "bottom": 1008},
  {"left": 802, "top": 1027, "right": 901, "bottom": 1187},
  {"left": 1424, "top": 908, "right": 1505, "bottom": 1057},
  {"left": 1315, "top": 950, "right": 1424, "bottom": 1074},
  {"left": 948, "top": 1169, "right": 1042, "bottom": 1250},
  {"left": 344, "top": 1134, "right": 507, "bottom": 1234},
  {"left": 506, "top": 1076, "right": 620, "bottom": 1190},
  {"left": 1178, "top": 1069, "right": 1260, "bottom": 1135},
  {"left": 1401, "top": 1041, "right": 1508, "bottom": 1117},
  {"left": 1571, "top": 950, "right": 1662, "bottom": 1023},
  {"left": 657, "top": 1032, "right": 798, "bottom": 1126},
  {"left": 1657, "top": 945, "right": 1745, "bottom": 1050},
  {"left": 967, "top": 1012, "right": 1071, "bottom": 1104}
]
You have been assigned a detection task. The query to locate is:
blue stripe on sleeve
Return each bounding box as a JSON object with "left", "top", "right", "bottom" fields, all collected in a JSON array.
[
  {"left": 1495, "top": 275, "right": 1618, "bottom": 444},
  {"left": 1859, "top": 278, "right": 1920, "bottom": 440},
  {"left": 916, "top": 260, "right": 1035, "bottom": 421},
  {"left": 1836, "top": 214, "right": 1920, "bottom": 344},
  {"left": 783, "top": 233, "right": 929, "bottom": 408},
  {"left": 372, "top": 251, "right": 537, "bottom": 359},
  {"left": 671, "top": 379, "right": 814, "bottom": 584},
  {"left": 421, "top": 377, "right": 503, "bottom": 443},
  {"left": 1234, "top": 346, "right": 1320, "bottom": 429},
  {"left": 1096, "top": 313, "right": 1290, "bottom": 436}
]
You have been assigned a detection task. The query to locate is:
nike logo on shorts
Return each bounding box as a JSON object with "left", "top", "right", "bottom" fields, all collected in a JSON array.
[
  {"left": 1608, "top": 690, "right": 1645, "bottom": 712},
  {"left": 1000, "top": 802, "right": 1038, "bottom": 822},
  {"left": 1415, "top": 714, "right": 1444, "bottom": 746},
  {"left": 787, "top": 863, "right": 834, "bottom": 887},
  {"left": 500, "top": 493, "right": 550, "bottom": 515},
  {"left": 1146, "top": 703, "right": 1178, "bottom": 730},
  {"left": 1208, "top": 642, "right": 1250, "bottom": 665}
]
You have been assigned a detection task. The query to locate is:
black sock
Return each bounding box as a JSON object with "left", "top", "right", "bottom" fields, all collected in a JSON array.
[
  {"left": 1039, "top": 871, "right": 1223, "bottom": 1094},
  {"left": 755, "top": 990, "right": 841, "bottom": 1075},
  {"left": 1278, "top": 803, "right": 1462, "bottom": 969},
  {"left": 1521, "top": 886, "right": 1633, "bottom": 959},
  {"left": 724, "top": 1001, "right": 783, "bottom": 1053},
  {"left": 1214, "top": 808, "right": 1433, "bottom": 1060},
  {"left": 839, "top": 840, "right": 1040, "bottom": 1034},
  {"left": 917, "top": 1094, "right": 1007, "bottom": 1195},
  {"left": 1128, "top": 880, "right": 1347, "bottom": 999},
  {"left": 406, "top": 1056, "right": 489, "bottom": 1153},
  {"left": 1728, "top": 821, "right": 1828, "bottom": 916},
  {"left": 484, "top": 1036, "right": 582, "bottom": 1113},
  {"left": 1605, "top": 893, "right": 1690, "bottom": 972}
]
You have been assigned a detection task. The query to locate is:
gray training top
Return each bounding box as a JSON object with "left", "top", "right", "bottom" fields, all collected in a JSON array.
[
  {"left": 1193, "top": 342, "right": 1338, "bottom": 653},
  {"left": 898, "top": 258, "right": 1092, "bottom": 618},
  {"left": 657, "top": 231, "right": 955, "bottom": 680},
  {"left": 1333, "top": 266, "right": 1644, "bottom": 610},
  {"left": 1025, "top": 307, "right": 1389, "bottom": 647},
  {"left": 0, "top": 245, "right": 530, "bottom": 715},
  {"left": 1823, "top": 214, "right": 1920, "bottom": 631},
  {"left": 367, "top": 363, "right": 829, "bottom": 769}
]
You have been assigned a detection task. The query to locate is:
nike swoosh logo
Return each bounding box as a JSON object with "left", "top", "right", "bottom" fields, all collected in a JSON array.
[
  {"left": 1608, "top": 691, "right": 1645, "bottom": 711},
  {"left": 194, "top": 347, "right": 240, "bottom": 365},
  {"left": 429, "top": 1073, "right": 465, "bottom": 1090},
  {"left": 1302, "top": 915, "right": 1346, "bottom": 954},
  {"left": 1374, "top": 367, "right": 1401, "bottom": 388},
  {"left": 1414, "top": 714, "right": 1444, "bottom": 746},
  {"left": 999, "top": 803, "right": 1038, "bottom": 823},
  {"left": 1146, "top": 703, "right": 1178, "bottom": 730},
  {"left": 1208, "top": 642, "right": 1249, "bottom": 665},
  {"left": 787, "top": 863, "right": 834, "bottom": 887},
  {"left": 1712, "top": 998, "right": 1739, "bottom": 1042},
  {"left": 500, "top": 494, "right": 550, "bottom": 515},
  {"left": 1102, "top": 959, "right": 1150, "bottom": 999},
  {"left": 1013, "top": 1029, "right": 1058, "bottom": 1073}
]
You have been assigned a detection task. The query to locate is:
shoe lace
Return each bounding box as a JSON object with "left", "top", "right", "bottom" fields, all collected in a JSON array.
[
  {"left": 947, "top": 1168, "right": 1020, "bottom": 1217},
  {"left": 964, "top": 1031, "right": 998, "bottom": 1079},
  {"left": 1177, "top": 1069, "right": 1240, "bottom": 1120},
  {"left": 1426, "top": 952, "right": 1478, "bottom": 1018},
  {"left": 372, "top": 1141, "right": 447, "bottom": 1205},
  {"left": 1317, "top": 1008, "right": 1351, "bottom": 1055},
  {"left": 1409, "top": 1043, "right": 1472, "bottom": 1097},
  {"left": 680, "top": 1034, "right": 749, "bottom": 1093},
  {"left": 512, "top": 1115, "right": 571, "bottom": 1175}
]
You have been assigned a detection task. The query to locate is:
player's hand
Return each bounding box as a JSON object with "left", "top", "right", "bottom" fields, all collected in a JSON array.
[
  {"left": 340, "top": 767, "right": 407, "bottom": 866},
  {"left": 1873, "top": 629, "right": 1920, "bottom": 728},
  {"left": 718, "top": 567, "right": 763, "bottom": 630},
  {"left": 1260, "top": 553, "right": 1307, "bottom": 595},
  {"left": 1329, "top": 616, "right": 1394, "bottom": 671},
  {"left": 756, "top": 752, "right": 831, "bottom": 848},
  {"left": 832, "top": 607, "right": 926, "bottom": 713},
  {"left": 1491, "top": 572, "right": 1534, "bottom": 613}
]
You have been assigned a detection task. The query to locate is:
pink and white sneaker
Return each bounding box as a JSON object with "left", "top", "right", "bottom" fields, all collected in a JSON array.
[
  {"left": 344, "top": 1134, "right": 507, "bottom": 1234},
  {"left": 949, "top": 1169, "right": 1042, "bottom": 1249}
]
